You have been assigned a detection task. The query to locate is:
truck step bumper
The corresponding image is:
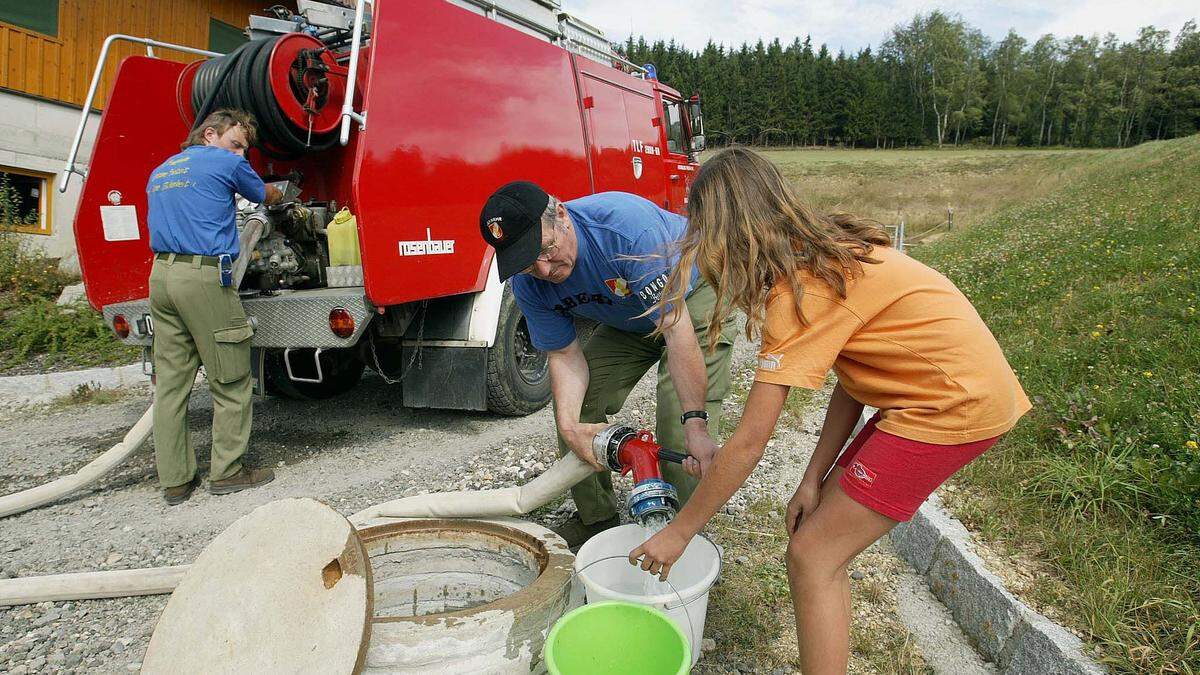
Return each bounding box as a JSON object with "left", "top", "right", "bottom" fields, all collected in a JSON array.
[{"left": 102, "top": 287, "right": 373, "bottom": 349}]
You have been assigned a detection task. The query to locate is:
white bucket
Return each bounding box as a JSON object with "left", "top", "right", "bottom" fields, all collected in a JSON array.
[{"left": 574, "top": 524, "right": 722, "bottom": 666}]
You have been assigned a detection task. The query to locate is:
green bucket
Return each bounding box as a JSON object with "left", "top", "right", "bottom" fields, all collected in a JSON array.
[{"left": 544, "top": 601, "right": 690, "bottom": 675}]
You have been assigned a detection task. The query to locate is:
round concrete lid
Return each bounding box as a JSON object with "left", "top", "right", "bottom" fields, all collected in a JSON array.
[{"left": 143, "top": 498, "right": 371, "bottom": 674}]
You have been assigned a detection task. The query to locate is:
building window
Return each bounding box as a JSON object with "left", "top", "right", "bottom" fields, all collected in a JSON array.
[
  {"left": 0, "top": 1, "right": 60, "bottom": 37},
  {"left": 209, "top": 18, "right": 247, "bottom": 54},
  {"left": 0, "top": 167, "right": 52, "bottom": 236}
]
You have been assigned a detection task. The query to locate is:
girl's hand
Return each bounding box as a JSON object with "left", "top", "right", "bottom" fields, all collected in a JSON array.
[
  {"left": 628, "top": 524, "right": 691, "bottom": 581},
  {"left": 786, "top": 481, "right": 821, "bottom": 533}
]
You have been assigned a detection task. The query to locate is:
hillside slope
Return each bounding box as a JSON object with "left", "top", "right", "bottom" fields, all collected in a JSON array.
[{"left": 913, "top": 135, "right": 1199, "bottom": 672}]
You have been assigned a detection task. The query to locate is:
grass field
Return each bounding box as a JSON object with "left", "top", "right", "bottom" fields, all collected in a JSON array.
[
  {"left": 749, "top": 140, "right": 1199, "bottom": 672},
  {"left": 734, "top": 146, "right": 1101, "bottom": 241},
  {"left": 912, "top": 137, "right": 1199, "bottom": 673}
]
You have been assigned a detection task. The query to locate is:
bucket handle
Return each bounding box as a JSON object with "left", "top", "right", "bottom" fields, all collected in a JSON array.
[{"left": 548, "top": 532, "right": 724, "bottom": 647}]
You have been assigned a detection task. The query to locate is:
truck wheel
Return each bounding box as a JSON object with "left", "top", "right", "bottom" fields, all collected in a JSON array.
[
  {"left": 264, "top": 347, "right": 365, "bottom": 400},
  {"left": 486, "top": 287, "right": 550, "bottom": 416}
]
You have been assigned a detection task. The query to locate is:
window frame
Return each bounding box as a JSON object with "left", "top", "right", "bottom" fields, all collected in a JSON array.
[
  {"left": 662, "top": 99, "right": 687, "bottom": 155},
  {"left": 1, "top": 166, "right": 53, "bottom": 236},
  {"left": 208, "top": 17, "right": 248, "bottom": 55},
  {"left": 0, "top": 0, "right": 61, "bottom": 39}
]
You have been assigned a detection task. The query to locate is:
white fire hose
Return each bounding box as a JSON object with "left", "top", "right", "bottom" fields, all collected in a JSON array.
[
  {"left": 0, "top": 404, "right": 155, "bottom": 519},
  {"left": 0, "top": 221, "right": 267, "bottom": 523},
  {"left": 0, "top": 452, "right": 597, "bottom": 607},
  {"left": 349, "top": 453, "right": 595, "bottom": 525},
  {"left": 0, "top": 566, "right": 188, "bottom": 606}
]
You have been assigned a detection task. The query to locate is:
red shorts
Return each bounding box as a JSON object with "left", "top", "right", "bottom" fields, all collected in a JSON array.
[{"left": 835, "top": 414, "right": 999, "bottom": 522}]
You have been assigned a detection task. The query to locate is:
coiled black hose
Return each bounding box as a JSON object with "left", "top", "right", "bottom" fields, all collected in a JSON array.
[
  {"left": 191, "top": 37, "right": 337, "bottom": 158},
  {"left": 190, "top": 42, "right": 252, "bottom": 132}
]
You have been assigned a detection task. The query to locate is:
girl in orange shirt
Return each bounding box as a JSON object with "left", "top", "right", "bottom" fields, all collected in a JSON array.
[{"left": 630, "top": 147, "right": 1030, "bottom": 674}]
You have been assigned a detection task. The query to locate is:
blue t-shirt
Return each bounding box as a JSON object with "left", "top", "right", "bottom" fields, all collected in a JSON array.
[
  {"left": 146, "top": 145, "right": 266, "bottom": 258},
  {"left": 512, "top": 192, "right": 699, "bottom": 351}
]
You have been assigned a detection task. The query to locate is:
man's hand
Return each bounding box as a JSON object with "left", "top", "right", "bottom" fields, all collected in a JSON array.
[
  {"left": 682, "top": 424, "right": 718, "bottom": 478},
  {"left": 561, "top": 422, "right": 609, "bottom": 472},
  {"left": 786, "top": 480, "right": 822, "bottom": 534},
  {"left": 263, "top": 184, "right": 284, "bottom": 206}
]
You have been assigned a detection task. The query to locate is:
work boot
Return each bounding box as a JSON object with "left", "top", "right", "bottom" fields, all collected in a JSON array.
[
  {"left": 208, "top": 466, "right": 275, "bottom": 495},
  {"left": 552, "top": 513, "right": 620, "bottom": 552},
  {"left": 163, "top": 476, "right": 200, "bottom": 506}
]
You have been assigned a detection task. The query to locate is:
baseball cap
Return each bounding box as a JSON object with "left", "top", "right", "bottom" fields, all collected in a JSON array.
[{"left": 479, "top": 181, "right": 550, "bottom": 281}]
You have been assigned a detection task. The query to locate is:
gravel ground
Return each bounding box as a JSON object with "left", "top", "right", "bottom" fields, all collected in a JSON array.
[{"left": 0, "top": 333, "right": 990, "bottom": 673}]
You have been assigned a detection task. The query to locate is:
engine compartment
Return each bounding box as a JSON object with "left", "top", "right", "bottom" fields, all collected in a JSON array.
[
  {"left": 231, "top": 172, "right": 348, "bottom": 291},
  {"left": 236, "top": 187, "right": 337, "bottom": 291}
]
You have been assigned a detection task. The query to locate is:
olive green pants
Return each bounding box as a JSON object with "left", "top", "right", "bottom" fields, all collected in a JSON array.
[
  {"left": 558, "top": 283, "right": 738, "bottom": 525},
  {"left": 149, "top": 256, "right": 254, "bottom": 488}
]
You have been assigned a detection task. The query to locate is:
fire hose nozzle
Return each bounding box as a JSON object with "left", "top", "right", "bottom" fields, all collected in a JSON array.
[
  {"left": 591, "top": 424, "right": 637, "bottom": 472},
  {"left": 591, "top": 424, "right": 689, "bottom": 525}
]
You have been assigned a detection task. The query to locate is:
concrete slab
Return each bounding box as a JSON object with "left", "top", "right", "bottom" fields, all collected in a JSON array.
[
  {"left": 895, "top": 572, "right": 997, "bottom": 674},
  {"left": 1003, "top": 609, "right": 1105, "bottom": 675},
  {"left": 891, "top": 496, "right": 1107, "bottom": 674},
  {"left": 142, "top": 498, "right": 371, "bottom": 674},
  {"left": 0, "top": 363, "right": 145, "bottom": 407}
]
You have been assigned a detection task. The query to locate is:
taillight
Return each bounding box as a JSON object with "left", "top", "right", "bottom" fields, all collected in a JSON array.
[
  {"left": 329, "top": 308, "right": 355, "bottom": 338},
  {"left": 113, "top": 314, "right": 131, "bottom": 339}
]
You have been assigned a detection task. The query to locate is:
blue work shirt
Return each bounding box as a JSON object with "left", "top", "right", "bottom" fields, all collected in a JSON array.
[
  {"left": 512, "top": 192, "right": 699, "bottom": 352},
  {"left": 146, "top": 145, "right": 266, "bottom": 258}
]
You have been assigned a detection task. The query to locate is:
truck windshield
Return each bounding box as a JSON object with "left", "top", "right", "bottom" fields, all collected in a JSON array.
[{"left": 663, "top": 100, "right": 685, "bottom": 154}]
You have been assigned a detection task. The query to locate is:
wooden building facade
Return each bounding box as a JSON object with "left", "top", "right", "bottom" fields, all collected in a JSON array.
[
  {"left": 0, "top": 0, "right": 291, "bottom": 260},
  {"left": 0, "top": 0, "right": 284, "bottom": 110}
]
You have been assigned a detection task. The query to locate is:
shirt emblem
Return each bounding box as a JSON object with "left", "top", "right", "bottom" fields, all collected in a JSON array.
[
  {"left": 605, "top": 277, "right": 631, "bottom": 297},
  {"left": 758, "top": 353, "right": 783, "bottom": 371}
]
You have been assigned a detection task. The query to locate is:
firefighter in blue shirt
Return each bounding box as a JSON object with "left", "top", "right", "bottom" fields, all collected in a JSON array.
[
  {"left": 480, "top": 182, "right": 737, "bottom": 548},
  {"left": 146, "top": 109, "right": 281, "bottom": 505}
]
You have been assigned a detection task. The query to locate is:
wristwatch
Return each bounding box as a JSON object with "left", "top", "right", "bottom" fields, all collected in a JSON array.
[{"left": 680, "top": 410, "right": 709, "bottom": 425}]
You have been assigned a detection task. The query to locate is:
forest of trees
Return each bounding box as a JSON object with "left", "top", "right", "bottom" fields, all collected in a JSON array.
[{"left": 619, "top": 12, "right": 1200, "bottom": 148}]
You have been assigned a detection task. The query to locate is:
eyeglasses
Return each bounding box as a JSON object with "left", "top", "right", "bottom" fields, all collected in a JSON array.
[
  {"left": 522, "top": 228, "right": 560, "bottom": 274},
  {"left": 535, "top": 231, "right": 560, "bottom": 262}
]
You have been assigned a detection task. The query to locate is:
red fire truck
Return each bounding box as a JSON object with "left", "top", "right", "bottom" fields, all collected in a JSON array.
[{"left": 62, "top": 0, "right": 705, "bottom": 414}]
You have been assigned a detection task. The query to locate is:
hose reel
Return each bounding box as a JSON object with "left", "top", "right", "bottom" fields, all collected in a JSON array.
[{"left": 179, "top": 33, "right": 348, "bottom": 158}]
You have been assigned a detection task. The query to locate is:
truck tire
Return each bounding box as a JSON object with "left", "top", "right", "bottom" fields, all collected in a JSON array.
[
  {"left": 486, "top": 287, "right": 550, "bottom": 416},
  {"left": 264, "top": 347, "right": 365, "bottom": 400}
]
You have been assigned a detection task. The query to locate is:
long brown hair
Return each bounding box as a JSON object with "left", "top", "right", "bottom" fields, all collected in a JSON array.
[{"left": 656, "top": 147, "right": 891, "bottom": 349}]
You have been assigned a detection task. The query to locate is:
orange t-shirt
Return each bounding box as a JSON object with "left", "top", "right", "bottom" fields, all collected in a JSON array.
[{"left": 754, "top": 246, "right": 1031, "bottom": 444}]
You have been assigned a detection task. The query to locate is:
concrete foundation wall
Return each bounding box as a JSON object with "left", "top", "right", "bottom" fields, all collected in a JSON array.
[{"left": 1, "top": 90, "right": 100, "bottom": 274}]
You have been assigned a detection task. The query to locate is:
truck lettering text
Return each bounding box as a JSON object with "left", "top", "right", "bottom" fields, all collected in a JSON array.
[
  {"left": 399, "top": 228, "right": 456, "bottom": 257},
  {"left": 630, "top": 140, "right": 661, "bottom": 156}
]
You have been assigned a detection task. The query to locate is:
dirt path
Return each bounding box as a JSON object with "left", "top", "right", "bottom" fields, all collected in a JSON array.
[{"left": 0, "top": 335, "right": 991, "bottom": 673}]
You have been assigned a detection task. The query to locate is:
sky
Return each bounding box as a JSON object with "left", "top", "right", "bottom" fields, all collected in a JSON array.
[{"left": 559, "top": 0, "right": 1197, "bottom": 54}]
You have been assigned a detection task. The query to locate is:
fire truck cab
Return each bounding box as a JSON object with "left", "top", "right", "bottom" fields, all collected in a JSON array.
[{"left": 65, "top": 0, "right": 706, "bottom": 415}]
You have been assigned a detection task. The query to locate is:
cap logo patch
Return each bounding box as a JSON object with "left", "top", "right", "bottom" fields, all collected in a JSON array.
[
  {"left": 486, "top": 217, "right": 504, "bottom": 240},
  {"left": 605, "top": 278, "right": 631, "bottom": 297}
]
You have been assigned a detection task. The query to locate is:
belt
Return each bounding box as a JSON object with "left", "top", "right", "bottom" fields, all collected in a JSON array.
[{"left": 155, "top": 252, "right": 220, "bottom": 267}]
